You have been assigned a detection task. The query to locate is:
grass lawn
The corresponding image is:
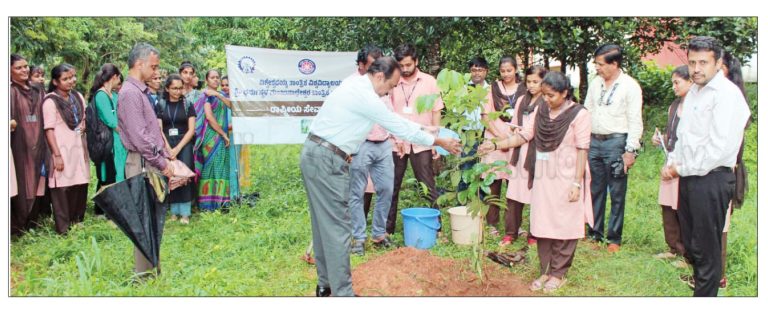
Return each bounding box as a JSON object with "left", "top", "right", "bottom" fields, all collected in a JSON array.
[{"left": 9, "top": 88, "right": 757, "bottom": 297}]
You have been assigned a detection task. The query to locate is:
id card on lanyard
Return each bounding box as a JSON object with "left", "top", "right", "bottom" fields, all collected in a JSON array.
[
  {"left": 168, "top": 102, "right": 180, "bottom": 137},
  {"left": 70, "top": 93, "right": 81, "bottom": 135},
  {"left": 401, "top": 79, "right": 419, "bottom": 115}
]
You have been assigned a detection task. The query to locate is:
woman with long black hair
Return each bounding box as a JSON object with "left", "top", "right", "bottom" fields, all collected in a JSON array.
[
  {"left": 481, "top": 56, "right": 528, "bottom": 240},
  {"left": 157, "top": 74, "right": 196, "bottom": 224},
  {"left": 480, "top": 71, "right": 592, "bottom": 293},
  {"left": 42, "top": 63, "right": 90, "bottom": 234},
  {"left": 10, "top": 54, "right": 47, "bottom": 235},
  {"left": 193, "top": 69, "right": 232, "bottom": 211},
  {"left": 88, "top": 63, "right": 126, "bottom": 217}
]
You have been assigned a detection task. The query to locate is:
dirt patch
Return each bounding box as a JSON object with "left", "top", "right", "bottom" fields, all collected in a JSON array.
[
  {"left": 10, "top": 262, "right": 23, "bottom": 291},
  {"left": 352, "top": 247, "right": 537, "bottom": 296}
]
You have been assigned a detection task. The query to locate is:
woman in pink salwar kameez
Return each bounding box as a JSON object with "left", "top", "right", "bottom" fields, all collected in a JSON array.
[{"left": 480, "top": 71, "right": 592, "bottom": 293}]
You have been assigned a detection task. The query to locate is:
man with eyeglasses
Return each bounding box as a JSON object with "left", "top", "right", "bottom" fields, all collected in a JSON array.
[
  {"left": 583, "top": 44, "right": 643, "bottom": 253},
  {"left": 456, "top": 56, "right": 490, "bottom": 193}
]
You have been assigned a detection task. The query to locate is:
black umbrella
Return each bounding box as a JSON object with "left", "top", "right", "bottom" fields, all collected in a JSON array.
[{"left": 93, "top": 171, "right": 168, "bottom": 267}]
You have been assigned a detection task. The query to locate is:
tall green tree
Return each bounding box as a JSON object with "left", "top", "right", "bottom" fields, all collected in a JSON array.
[{"left": 11, "top": 17, "right": 155, "bottom": 93}]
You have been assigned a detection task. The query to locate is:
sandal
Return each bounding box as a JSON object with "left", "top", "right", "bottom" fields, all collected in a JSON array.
[
  {"left": 543, "top": 277, "right": 567, "bottom": 293},
  {"left": 499, "top": 235, "right": 514, "bottom": 247},
  {"left": 487, "top": 226, "right": 500, "bottom": 237},
  {"left": 529, "top": 275, "right": 550, "bottom": 291}
]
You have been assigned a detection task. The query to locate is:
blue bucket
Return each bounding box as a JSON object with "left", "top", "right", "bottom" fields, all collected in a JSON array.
[{"left": 401, "top": 207, "right": 441, "bottom": 249}]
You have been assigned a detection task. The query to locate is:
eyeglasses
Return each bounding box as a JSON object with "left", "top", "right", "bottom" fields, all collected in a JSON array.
[
  {"left": 470, "top": 68, "right": 487, "bottom": 73},
  {"left": 169, "top": 87, "right": 184, "bottom": 91}
]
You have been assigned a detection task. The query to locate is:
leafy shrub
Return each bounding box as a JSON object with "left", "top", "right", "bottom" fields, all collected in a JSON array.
[{"left": 632, "top": 60, "right": 676, "bottom": 108}]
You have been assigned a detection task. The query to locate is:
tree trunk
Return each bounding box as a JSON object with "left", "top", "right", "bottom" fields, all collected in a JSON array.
[
  {"left": 81, "top": 57, "right": 91, "bottom": 97},
  {"left": 543, "top": 55, "right": 549, "bottom": 70},
  {"left": 561, "top": 57, "right": 567, "bottom": 76},
  {"left": 579, "top": 60, "right": 590, "bottom": 104},
  {"left": 425, "top": 40, "right": 442, "bottom": 76},
  {"left": 522, "top": 47, "right": 530, "bottom": 70}
]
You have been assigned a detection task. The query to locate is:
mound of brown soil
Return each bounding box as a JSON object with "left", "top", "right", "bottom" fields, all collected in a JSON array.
[{"left": 352, "top": 247, "right": 536, "bottom": 296}]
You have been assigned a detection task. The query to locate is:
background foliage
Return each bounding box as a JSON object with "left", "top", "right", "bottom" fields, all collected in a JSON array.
[{"left": 12, "top": 17, "right": 757, "bottom": 103}]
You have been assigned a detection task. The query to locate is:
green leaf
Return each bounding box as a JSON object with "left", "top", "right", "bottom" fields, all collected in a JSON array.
[
  {"left": 437, "top": 69, "right": 451, "bottom": 93},
  {"left": 480, "top": 185, "right": 491, "bottom": 194},
  {"left": 451, "top": 171, "right": 462, "bottom": 188},
  {"left": 458, "top": 190, "right": 468, "bottom": 205},
  {"left": 467, "top": 198, "right": 485, "bottom": 218},
  {"left": 415, "top": 93, "right": 440, "bottom": 114},
  {"left": 419, "top": 181, "right": 430, "bottom": 196},
  {"left": 437, "top": 192, "right": 457, "bottom": 207}
]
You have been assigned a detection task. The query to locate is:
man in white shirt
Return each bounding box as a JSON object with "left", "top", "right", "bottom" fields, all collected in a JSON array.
[
  {"left": 301, "top": 56, "right": 461, "bottom": 296},
  {"left": 583, "top": 44, "right": 643, "bottom": 252},
  {"left": 457, "top": 56, "right": 490, "bottom": 192},
  {"left": 662, "top": 36, "right": 750, "bottom": 297}
]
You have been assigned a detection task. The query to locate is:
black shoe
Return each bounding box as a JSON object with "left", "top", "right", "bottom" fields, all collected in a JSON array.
[
  {"left": 351, "top": 240, "right": 365, "bottom": 256},
  {"left": 315, "top": 285, "right": 332, "bottom": 297},
  {"left": 372, "top": 236, "right": 393, "bottom": 249},
  {"left": 220, "top": 202, "right": 231, "bottom": 214}
]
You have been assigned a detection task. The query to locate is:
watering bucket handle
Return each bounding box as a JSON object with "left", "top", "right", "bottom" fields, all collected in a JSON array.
[{"left": 415, "top": 216, "right": 441, "bottom": 231}]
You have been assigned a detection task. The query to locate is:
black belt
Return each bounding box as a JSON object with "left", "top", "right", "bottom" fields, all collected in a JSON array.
[
  {"left": 307, "top": 133, "right": 352, "bottom": 163},
  {"left": 591, "top": 133, "right": 627, "bottom": 141},
  {"left": 710, "top": 166, "right": 733, "bottom": 174},
  {"left": 366, "top": 139, "right": 388, "bottom": 144}
]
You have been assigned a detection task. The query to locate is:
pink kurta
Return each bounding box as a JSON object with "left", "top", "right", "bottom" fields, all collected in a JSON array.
[
  {"left": 520, "top": 104, "right": 594, "bottom": 240},
  {"left": 505, "top": 95, "right": 538, "bottom": 204},
  {"left": 390, "top": 70, "right": 444, "bottom": 154},
  {"left": 365, "top": 176, "right": 375, "bottom": 193},
  {"left": 10, "top": 149, "right": 18, "bottom": 197},
  {"left": 724, "top": 204, "right": 732, "bottom": 233},
  {"left": 658, "top": 177, "right": 679, "bottom": 208},
  {"left": 480, "top": 81, "right": 511, "bottom": 180},
  {"left": 42, "top": 94, "right": 90, "bottom": 188}
]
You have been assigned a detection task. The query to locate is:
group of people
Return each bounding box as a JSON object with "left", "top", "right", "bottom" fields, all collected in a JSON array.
[
  {"left": 304, "top": 36, "right": 749, "bottom": 297},
  {"left": 10, "top": 35, "right": 749, "bottom": 297},
  {"left": 10, "top": 45, "right": 244, "bottom": 244}
]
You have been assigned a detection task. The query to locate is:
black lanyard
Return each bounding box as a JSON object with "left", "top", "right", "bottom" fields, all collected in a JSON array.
[
  {"left": 169, "top": 101, "right": 180, "bottom": 127},
  {"left": 401, "top": 79, "right": 420, "bottom": 107},
  {"left": 68, "top": 93, "right": 79, "bottom": 124},
  {"left": 600, "top": 81, "right": 619, "bottom": 106},
  {"left": 501, "top": 82, "right": 518, "bottom": 109}
]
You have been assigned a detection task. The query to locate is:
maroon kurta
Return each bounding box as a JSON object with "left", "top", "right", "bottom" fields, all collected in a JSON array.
[{"left": 10, "top": 81, "right": 47, "bottom": 234}]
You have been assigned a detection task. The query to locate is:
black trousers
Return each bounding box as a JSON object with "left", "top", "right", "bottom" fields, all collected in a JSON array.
[
  {"left": 587, "top": 135, "right": 628, "bottom": 244},
  {"left": 678, "top": 169, "right": 734, "bottom": 297}
]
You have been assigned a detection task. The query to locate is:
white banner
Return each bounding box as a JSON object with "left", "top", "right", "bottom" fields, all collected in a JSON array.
[{"left": 225, "top": 45, "right": 357, "bottom": 144}]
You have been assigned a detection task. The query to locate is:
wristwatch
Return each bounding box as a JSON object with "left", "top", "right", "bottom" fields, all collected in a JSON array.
[{"left": 625, "top": 146, "right": 638, "bottom": 155}]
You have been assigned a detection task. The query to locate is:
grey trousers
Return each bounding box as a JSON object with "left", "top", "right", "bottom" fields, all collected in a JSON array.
[
  {"left": 349, "top": 140, "right": 394, "bottom": 241},
  {"left": 300, "top": 139, "right": 354, "bottom": 296},
  {"left": 126, "top": 151, "right": 161, "bottom": 274}
]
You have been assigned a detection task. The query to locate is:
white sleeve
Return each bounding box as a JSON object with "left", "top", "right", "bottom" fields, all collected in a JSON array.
[
  {"left": 677, "top": 91, "right": 750, "bottom": 176},
  {"left": 625, "top": 81, "right": 644, "bottom": 150},
  {"left": 355, "top": 93, "right": 435, "bottom": 146}
]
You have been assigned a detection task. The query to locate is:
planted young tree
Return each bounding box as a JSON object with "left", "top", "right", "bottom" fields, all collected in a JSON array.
[{"left": 417, "top": 68, "right": 510, "bottom": 281}]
